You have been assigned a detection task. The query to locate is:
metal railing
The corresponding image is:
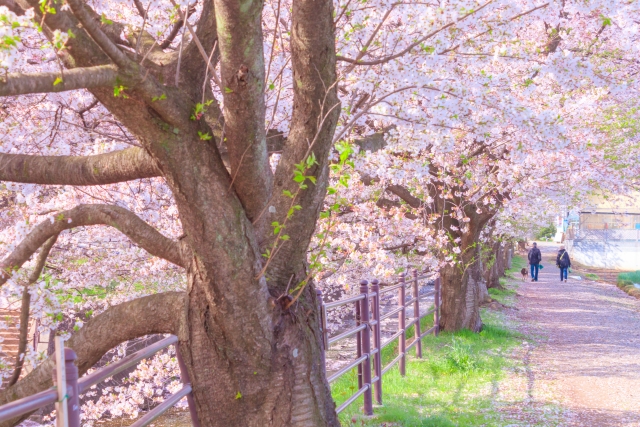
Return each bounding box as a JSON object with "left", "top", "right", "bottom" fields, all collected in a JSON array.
[
  {"left": 0, "top": 335, "right": 200, "bottom": 427},
  {"left": 318, "top": 269, "right": 441, "bottom": 415},
  {"left": 0, "top": 270, "right": 441, "bottom": 423}
]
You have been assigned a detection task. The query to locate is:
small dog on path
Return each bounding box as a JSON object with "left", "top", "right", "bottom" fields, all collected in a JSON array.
[{"left": 521, "top": 268, "right": 528, "bottom": 281}]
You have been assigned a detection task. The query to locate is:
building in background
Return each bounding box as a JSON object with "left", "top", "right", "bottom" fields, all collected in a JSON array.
[{"left": 565, "top": 192, "right": 640, "bottom": 270}]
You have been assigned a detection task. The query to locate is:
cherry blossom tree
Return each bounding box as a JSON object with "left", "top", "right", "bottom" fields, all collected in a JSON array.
[
  {"left": 0, "top": 0, "right": 340, "bottom": 425},
  {"left": 0, "top": 0, "right": 638, "bottom": 424}
]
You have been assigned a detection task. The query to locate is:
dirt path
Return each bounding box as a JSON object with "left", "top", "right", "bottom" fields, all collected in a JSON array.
[{"left": 514, "top": 242, "right": 640, "bottom": 426}]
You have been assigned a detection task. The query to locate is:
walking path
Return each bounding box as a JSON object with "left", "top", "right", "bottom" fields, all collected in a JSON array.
[{"left": 513, "top": 242, "right": 640, "bottom": 426}]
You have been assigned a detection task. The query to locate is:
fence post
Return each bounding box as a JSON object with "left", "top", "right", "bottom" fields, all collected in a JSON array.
[
  {"left": 412, "top": 269, "right": 422, "bottom": 358},
  {"left": 434, "top": 275, "right": 441, "bottom": 336},
  {"left": 64, "top": 349, "right": 80, "bottom": 427},
  {"left": 53, "top": 337, "right": 69, "bottom": 427},
  {"left": 359, "top": 280, "right": 373, "bottom": 416},
  {"left": 355, "top": 294, "right": 363, "bottom": 390},
  {"left": 175, "top": 343, "right": 201, "bottom": 427},
  {"left": 370, "top": 279, "right": 382, "bottom": 405},
  {"left": 398, "top": 273, "right": 406, "bottom": 376}
]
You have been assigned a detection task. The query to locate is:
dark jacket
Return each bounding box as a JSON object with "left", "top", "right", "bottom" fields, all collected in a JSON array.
[
  {"left": 556, "top": 249, "right": 571, "bottom": 268},
  {"left": 528, "top": 247, "right": 542, "bottom": 265}
]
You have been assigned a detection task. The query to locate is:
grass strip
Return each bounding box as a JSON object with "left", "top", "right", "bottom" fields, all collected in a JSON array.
[{"left": 330, "top": 255, "right": 532, "bottom": 426}]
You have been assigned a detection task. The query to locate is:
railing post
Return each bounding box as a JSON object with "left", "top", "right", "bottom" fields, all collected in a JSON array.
[
  {"left": 370, "top": 279, "right": 382, "bottom": 405},
  {"left": 398, "top": 273, "right": 406, "bottom": 376},
  {"left": 412, "top": 269, "right": 422, "bottom": 358},
  {"left": 434, "top": 275, "right": 441, "bottom": 336},
  {"left": 64, "top": 349, "right": 80, "bottom": 427},
  {"left": 175, "top": 343, "right": 201, "bottom": 427},
  {"left": 53, "top": 337, "right": 69, "bottom": 427},
  {"left": 359, "top": 280, "right": 373, "bottom": 416},
  {"left": 355, "top": 295, "right": 363, "bottom": 390}
]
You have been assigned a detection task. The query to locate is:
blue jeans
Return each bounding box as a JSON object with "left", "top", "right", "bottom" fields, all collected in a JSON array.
[
  {"left": 530, "top": 264, "right": 539, "bottom": 281},
  {"left": 560, "top": 267, "right": 568, "bottom": 280}
]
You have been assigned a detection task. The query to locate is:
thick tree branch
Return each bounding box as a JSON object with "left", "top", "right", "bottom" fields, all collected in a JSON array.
[
  {"left": 386, "top": 185, "right": 422, "bottom": 209},
  {"left": 212, "top": 0, "right": 272, "bottom": 221},
  {"left": 66, "top": 0, "right": 132, "bottom": 68},
  {"left": 7, "top": 234, "right": 58, "bottom": 387},
  {"left": 263, "top": 0, "right": 340, "bottom": 287},
  {"left": 0, "top": 65, "right": 118, "bottom": 97},
  {"left": 0, "top": 205, "right": 185, "bottom": 286},
  {"left": 0, "top": 147, "right": 161, "bottom": 186},
  {"left": 0, "top": 292, "right": 185, "bottom": 427},
  {"left": 132, "top": 0, "right": 147, "bottom": 18}
]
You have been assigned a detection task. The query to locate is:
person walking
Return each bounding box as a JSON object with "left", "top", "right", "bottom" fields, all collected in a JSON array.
[
  {"left": 556, "top": 245, "right": 571, "bottom": 283},
  {"left": 528, "top": 242, "right": 542, "bottom": 282}
]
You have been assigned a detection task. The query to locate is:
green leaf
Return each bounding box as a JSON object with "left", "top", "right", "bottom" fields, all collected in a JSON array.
[
  {"left": 113, "top": 85, "right": 128, "bottom": 98},
  {"left": 53, "top": 77, "right": 62, "bottom": 86},
  {"left": 152, "top": 93, "right": 166, "bottom": 102},
  {"left": 282, "top": 190, "right": 294, "bottom": 198},
  {"left": 100, "top": 13, "right": 113, "bottom": 25},
  {"left": 173, "top": 127, "right": 180, "bottom": 134},
  {"left": 280, "top": 235, "right": 290, "bottom": 241},
  {"left": 224, "top": 87, "right": 234, "bottom": 93},
  {"left": 198, "top": 131, "right": 212, "bottom": 141},
  {"left": 235, "top": 391, "right": 242, "bottom": 399}
]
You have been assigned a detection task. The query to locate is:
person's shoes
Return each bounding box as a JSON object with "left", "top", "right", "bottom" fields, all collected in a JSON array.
[
  {"left": 565, "top": 279, "right": 567, "bottom": 282},
  {"left": 531, "top": 278, "right": 535, "bottom": 282}
]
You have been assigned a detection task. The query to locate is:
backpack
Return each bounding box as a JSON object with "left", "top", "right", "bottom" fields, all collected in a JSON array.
[{"left": 558, "top": 251, "right": 569, "bottom": 268}]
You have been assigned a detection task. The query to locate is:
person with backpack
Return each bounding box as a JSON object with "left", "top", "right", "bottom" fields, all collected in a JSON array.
[
  {"left": 556, "top": 245, "right": 571, "bottom": 283},
  {"left": 528, "top": 242, "right": 542, "bottom": 282}
]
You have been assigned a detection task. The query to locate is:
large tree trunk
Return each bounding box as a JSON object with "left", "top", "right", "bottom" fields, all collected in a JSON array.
[
  {"left": 440, "top": 245, "right": 485, "bottom": 332},
  {"left": 179, "top": 262, "right": 337, "bottom": 426}
]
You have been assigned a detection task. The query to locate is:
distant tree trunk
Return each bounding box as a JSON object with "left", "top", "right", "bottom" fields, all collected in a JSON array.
[
  {"left": 518, "top": 240, "right": 528, "bottom": 253},
  {"left": 440, "top": 242, "right": 486, "bottom": 332},
  {"left": 505, "top": 244, "right": 513, "bottom": 271},
  {"left": 483, "top": 241, "right": 502, "bottom": 289}
]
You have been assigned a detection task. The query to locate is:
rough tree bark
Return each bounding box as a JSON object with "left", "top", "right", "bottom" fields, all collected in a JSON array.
[
  {"left": 0, "top": 0, "right": 340, "bottom": 425},
  {"left": 440, "top": 229, "right": 487, "bottom": 332}
]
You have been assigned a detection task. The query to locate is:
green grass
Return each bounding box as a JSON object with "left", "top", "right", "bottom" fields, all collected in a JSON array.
[
  {"left": 617, "top": 270, "right": 640, "bottom": 285},
  {"left": 330, "top": 256, "right": 535, "bottom": 426},
  {"left": 616, "top": 271, "right": 640, "bottom": 299},
  {"left": 585, "top": 273, "right": 599, "bottom": 281}
]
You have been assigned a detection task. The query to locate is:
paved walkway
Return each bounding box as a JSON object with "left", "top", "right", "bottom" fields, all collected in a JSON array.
[{"left": 515, "top": 242, "right": 640, "bottom": 426}]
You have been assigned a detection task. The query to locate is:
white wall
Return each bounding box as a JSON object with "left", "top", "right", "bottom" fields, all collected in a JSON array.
[{"left": 566, "top": 239, "right": 640, "bottom": 271}]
